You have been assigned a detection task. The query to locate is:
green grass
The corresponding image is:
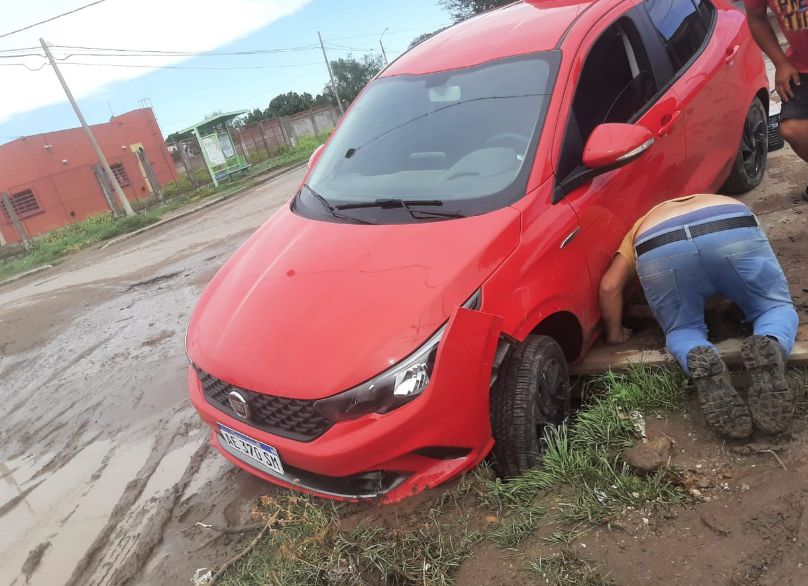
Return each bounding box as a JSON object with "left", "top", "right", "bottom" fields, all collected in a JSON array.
[
  {"left": 0, "top": 211, "right": 162, "bottom": 281},
  {"left": 215, "top": 366, "right": 690, "bottom": 585},
  {"left": 531, "top": 550, "right": 614, "bottom": 585},
  {"left": 476, "top": 366, "right": 688, "bottom": 522},
  {"left": 0, "top": 132, "right": 329, "bottom": 283}
]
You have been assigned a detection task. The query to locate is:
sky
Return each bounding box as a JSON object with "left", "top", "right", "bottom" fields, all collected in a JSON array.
[{"left": 0, "top": 0, "right": 451, "bottom": 142}]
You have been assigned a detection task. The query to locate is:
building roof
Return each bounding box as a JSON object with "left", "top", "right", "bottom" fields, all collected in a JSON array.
[
  {"left": 179, "top": 110, "right": 248, "bottom": 135},
  {"left": 383, "top": 0, "right": 595, "bottom": 77}
]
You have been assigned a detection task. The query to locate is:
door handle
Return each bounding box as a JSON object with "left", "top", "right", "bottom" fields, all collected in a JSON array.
[
  {"left": 724, "top": 45, "right": 740, "bottom": 65},
  {"left": 658, "top": 110, "right": 682, "bottom": 137}
]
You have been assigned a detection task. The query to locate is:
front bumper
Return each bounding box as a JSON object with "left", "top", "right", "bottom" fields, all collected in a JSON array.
[{"left": 188, "top": 308, "right": 502, "bottom": 503}]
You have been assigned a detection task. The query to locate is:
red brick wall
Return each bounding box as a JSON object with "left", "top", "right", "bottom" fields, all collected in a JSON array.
[{"left": 0, "top": 108, "right": 178, "bottom": 244}]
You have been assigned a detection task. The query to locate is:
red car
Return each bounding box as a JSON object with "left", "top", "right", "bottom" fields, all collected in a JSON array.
[{"left": 187, "top": 0, "right": 769, "bottom": 503}]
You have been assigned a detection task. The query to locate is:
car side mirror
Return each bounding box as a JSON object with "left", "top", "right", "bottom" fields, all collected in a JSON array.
[
  {"left": 552, "top": 123, "right": 655, "bottom": 203},
  {"left": 308, "top": 144, "right": 325, "bottom": 169},
  {"left": 583, "top": 123, "right": 654, "bottom": 170}
]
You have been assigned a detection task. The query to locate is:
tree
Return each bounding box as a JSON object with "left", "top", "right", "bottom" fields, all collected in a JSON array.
[
  {"left": 408, "top": 26, "right": 449, "bottom": 49},
  {"left": 166, "top": 130, "right": 191, "bottom": 144},
  {"left": 326, "top": 54, "right": 384, "bottom": 105},
  {"left": 265, "top": 91, "right": 315, "bottom": 118},
  {"left": 242, "top": 108, "right": 267, "bottom": 125},
  {"left": 439, "top": 0, "right": 512, "bottom": 22}
]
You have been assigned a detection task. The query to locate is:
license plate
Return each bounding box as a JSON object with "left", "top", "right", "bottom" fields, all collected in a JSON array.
[{"left": 218, "top": 423, "right": 284, "bottom": 475}]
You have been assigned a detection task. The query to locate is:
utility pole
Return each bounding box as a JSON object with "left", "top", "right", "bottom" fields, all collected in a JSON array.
[
  {"left": 317, "top": 31, "right": 344, "bottom": 116},
  {"left": 379, "top": 27, "right": 389, "bottom": 66},
  {"left": 40, "top": 38, "right": 135, "bottom": 216}
]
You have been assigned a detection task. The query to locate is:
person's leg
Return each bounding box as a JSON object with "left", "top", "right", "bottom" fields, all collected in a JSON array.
[
  {"left": 703, "top": 227, "right": 797, "bottom": 433},
  {"left": 779, "top": 74, "right": 808, "bottom": 200},
  {"left": 779, "top": 118, "right": 808, "bottom": 162},
  {"left": 637, "top": 241, "right": 752, "bottom": 438}
]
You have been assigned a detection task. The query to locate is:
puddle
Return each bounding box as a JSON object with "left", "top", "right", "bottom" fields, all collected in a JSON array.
[
  {"left": 136, "top": 440, "right": 202, "bottom": 506},
  {"left": 182, "top": 449, "right": 229, "bottom": 500},
  {"left": 0, "top": 438, "right": 152, "bottom": 586},
  {"left": 0, "top": 452, "right": 56, "bottom": 506}
]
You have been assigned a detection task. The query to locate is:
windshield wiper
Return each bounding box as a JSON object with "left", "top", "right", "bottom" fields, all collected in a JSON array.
[
  {"left": 335, "top": 198, "right": 444, "bottom": 210},
  {"left": 335, "top": 198, "right": 465, "bottom": 220},
  {"left": 301, "top": 184, "right": 375, "bottom": 225}
]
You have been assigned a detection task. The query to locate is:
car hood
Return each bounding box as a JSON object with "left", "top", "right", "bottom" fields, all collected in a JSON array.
[{"left": 187, "top": 204, "right": 520, "bottom": 399}]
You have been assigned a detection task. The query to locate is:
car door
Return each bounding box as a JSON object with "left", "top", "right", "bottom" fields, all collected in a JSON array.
[
  {"left": 553, "top": 4, "right": 688, "bottom": 300},
  {"left": 643, "top": 0, "right": 746, "bottom": 192}
]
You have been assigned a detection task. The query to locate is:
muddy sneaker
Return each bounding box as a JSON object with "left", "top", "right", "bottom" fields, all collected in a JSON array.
[
  {"left": 687, "top": 346, "right": 752, "bottom": 439},
  {"left": 741, "top": 335, "right": 793, "bottom": 434}
]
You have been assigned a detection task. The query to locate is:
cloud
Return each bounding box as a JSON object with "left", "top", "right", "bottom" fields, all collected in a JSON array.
[{"left": 0, "top": 0, "right": 312, "bottom": 125}]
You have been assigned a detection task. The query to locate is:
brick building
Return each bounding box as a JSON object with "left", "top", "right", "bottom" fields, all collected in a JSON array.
[{"left": 0, "top": 108, "right": 177, "bottom": 245}]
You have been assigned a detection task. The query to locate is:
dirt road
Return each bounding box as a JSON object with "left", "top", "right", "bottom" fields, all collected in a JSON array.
[
  {"left": 1, "top": 143, "right": 807, "bottom": 586},
  {"left": 0, "top": 167, "right": 307, "bottom": 586}
]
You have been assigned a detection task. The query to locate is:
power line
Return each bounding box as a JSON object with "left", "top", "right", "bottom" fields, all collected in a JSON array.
[
  {"left": 58, "top": 61, "right": 323, "bottom": 70},
  {"left": 49, "top": 43, "right": 321, "bottom": 56},
  {"left": 0, "top": 60, "right": 322, "bottom": 71},
  {"left": 0, "top": 0, "right": 110, "bottom": 40},
  {"left": 0, "top": 46, "right": 40, "bottom": 53}
]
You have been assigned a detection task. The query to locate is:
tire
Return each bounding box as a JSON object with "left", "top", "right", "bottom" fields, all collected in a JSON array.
[
  {"left": 491, "top": 335, "right": 571, "bottom": 478},
  {"left": 722, "top": 98, "right": 768, "bottom": 194}
]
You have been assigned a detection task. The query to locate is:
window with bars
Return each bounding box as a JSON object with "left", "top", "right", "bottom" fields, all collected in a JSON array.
[
  {"left": 2, "top": 189, "right": 42, "bottom": 220},
  {"left": 110, "top": 163, "right": 131, "bottom": 187}
]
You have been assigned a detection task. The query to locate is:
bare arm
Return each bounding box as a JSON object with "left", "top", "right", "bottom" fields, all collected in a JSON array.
[
  {"left": 598, "top": 254, "right": 633, "bottom": 345},
  {"left": 746, "top": 4, "right": 801, "bottom": 101}
]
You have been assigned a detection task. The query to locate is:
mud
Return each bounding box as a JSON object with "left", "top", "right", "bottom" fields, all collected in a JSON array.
[
  {"left": 1, "top": 143, "right": 808, "bottom": 585},
  {"left": 0, "top": 167, "right": 306, "bottom": 586}
]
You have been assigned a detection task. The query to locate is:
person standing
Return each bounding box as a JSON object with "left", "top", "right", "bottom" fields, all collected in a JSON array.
[
  {"left": 745, "top": 0, "right": 808, "bottom": 198},
  {"left": 599, "top": 194, "right": 798, "bottom": 439}
]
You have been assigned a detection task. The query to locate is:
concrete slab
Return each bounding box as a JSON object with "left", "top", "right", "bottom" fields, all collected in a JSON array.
[{"left": 573, "top": 339, "right": 808, "bottom": 375}]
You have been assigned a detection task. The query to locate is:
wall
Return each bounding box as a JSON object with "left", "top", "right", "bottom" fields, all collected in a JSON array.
[{"left": 0, "top": 108, "right": 177, "bottom": 245}]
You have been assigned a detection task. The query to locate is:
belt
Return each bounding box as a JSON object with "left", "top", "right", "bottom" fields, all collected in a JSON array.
[{"left": 635, "top": 215, "right": 758, "bottom": 257}]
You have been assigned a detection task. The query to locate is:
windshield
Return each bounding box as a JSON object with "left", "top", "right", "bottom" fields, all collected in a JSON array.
[{"left": 298, "top": 51, "right": 560, "bottom": 223}]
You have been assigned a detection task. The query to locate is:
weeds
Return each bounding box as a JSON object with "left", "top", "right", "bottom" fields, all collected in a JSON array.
[
  {"left": 0, "top": 211, "right": 161, "bottom": 280},
  {"left": 218, "top": 493, "right": 480, "bottom": 586},
  {"left": 531, "top": 550, "right": 613, "bottom": 585},
  {"left": 217, "top": 366, "right": 687, "bottom": 585},
  {"left": 488, "top": 506, "right": 546, "bottom": 547}
]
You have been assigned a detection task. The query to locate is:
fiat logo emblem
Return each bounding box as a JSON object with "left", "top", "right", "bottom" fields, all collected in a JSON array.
[{"left": 228, "top": 391, "right": 251, "bottom": 420}]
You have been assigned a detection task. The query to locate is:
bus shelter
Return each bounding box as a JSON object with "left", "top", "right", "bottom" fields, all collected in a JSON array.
[{"left": 180, "top": 111, "right": 250, "bottom": 187}]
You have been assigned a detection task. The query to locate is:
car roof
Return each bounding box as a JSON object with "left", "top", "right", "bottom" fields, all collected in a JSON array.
[{"left": 382, "top": 0, "right": 598, "bottom": 77}]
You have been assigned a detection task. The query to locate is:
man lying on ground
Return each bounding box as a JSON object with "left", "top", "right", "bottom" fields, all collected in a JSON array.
[
  {"left": 745, "top": 0, "right": 808, "bottom": 200},
  {"left": 598, "top": 194, "right": 797, "bottom": 439}
]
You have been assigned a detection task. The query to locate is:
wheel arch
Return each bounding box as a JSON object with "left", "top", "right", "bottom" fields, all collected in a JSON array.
[
  {"left": 755, "top": 87, "right": 769, "bottom": 114},
  {"left": 529, "top": 311, "right": 584, "bottom": 363}
]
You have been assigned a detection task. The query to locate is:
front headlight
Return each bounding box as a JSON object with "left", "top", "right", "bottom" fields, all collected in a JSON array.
[
  {"left": 313, "top": 289, "right": 482, "bottom": 423},
  {"left": 313, "top": 325, "right": 442, "bottom": 423}
]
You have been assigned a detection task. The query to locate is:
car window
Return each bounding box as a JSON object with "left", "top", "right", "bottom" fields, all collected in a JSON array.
[
  {"left": 645, "top": 0, "right": 712, "bottom": 73},
  {"left": 557, "top": 17, "right": 657, "bottom": 182},
  {"left": 299, "top": 52, "right": 561, "bottom": 223}
]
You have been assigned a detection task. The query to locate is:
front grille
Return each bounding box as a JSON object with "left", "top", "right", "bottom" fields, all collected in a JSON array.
[{"left": 195, "top": 368, "right": 333, "bottom": 442}]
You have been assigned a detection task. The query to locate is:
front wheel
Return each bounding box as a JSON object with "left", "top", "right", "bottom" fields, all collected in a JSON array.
[
  {"left": 491, "top": 335, "right": 571, "bottom": 478},
  {"left": 722, "top": 98, "right": 768, "bottom": 194}
]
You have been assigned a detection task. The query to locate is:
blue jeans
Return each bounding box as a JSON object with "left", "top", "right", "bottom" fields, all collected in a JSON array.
[{"left": 636, "top": 211, "right": 798, "bottom": 375}]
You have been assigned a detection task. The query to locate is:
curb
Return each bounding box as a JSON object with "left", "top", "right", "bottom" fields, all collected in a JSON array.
[
  {"left": 100, "top": 162, "right": 307, "bottom": 250},
  {"left": 0, "top": 264, "right": 54, "bottom": 287},
  {"left": 572, "top": 339, "right": 808, "bottom": 375}
]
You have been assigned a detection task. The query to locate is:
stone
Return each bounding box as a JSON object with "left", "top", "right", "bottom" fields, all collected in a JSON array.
[{"left": 622, "top": 436, "right": 674, "bottom": 473}]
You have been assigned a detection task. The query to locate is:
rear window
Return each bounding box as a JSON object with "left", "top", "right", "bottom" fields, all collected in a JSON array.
[
  {"left": 645, "top": 0, "right": 712, "bottom": 72},
  {"left": 299, "top": 52, "right": 560, "bottom": 223}
]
